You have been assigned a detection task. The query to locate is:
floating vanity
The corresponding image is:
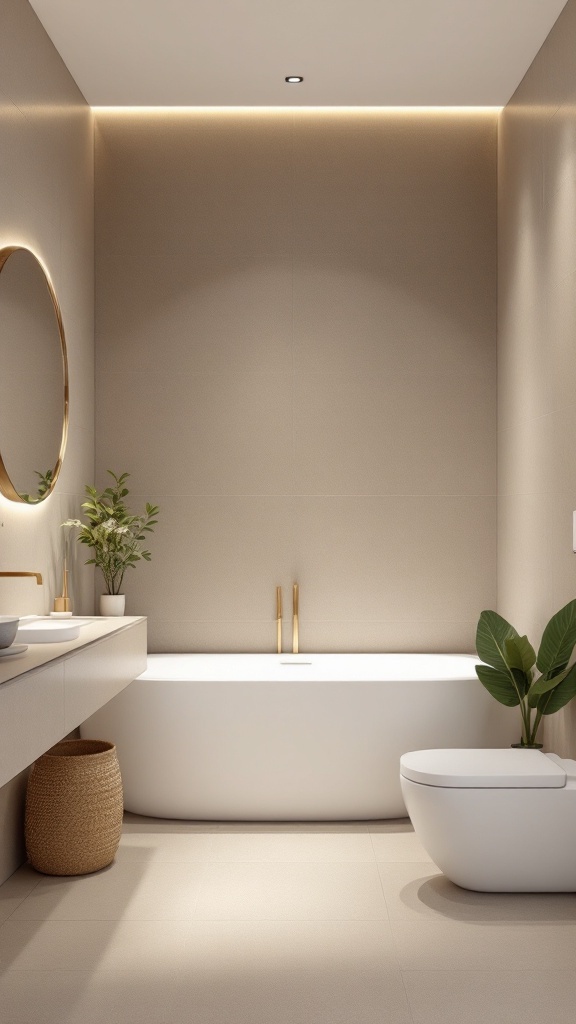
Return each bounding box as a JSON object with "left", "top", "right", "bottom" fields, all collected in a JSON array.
[{"left": 0, "top": 616, "right": 146, "bottom": 790}]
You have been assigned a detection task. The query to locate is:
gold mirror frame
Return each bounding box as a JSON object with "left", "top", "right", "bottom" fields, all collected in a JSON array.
[{"left": 0, "top": 246, "right": 69, "bottom": 504}]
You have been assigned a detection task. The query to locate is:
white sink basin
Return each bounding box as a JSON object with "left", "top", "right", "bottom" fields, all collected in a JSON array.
[{"left": 16, "top": 617, "right": 91, "bottom": 644}]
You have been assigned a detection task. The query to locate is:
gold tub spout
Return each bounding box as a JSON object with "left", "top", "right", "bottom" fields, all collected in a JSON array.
[
  {"left": 276, "top": 586, "right": 283, "bottom": 655},
  {"left": 292, "top": 582, "right": 299, "bottom": 655},
  {"left": 0, "top": 571, "right": 43, "bottom": 585}
]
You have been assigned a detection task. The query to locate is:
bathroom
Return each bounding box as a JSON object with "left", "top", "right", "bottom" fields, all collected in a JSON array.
[{"left": 1, "top": 0, "right": 576, "bottom": 1020}]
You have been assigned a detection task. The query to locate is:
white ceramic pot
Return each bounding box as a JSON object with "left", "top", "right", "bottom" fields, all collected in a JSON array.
[{"left": 99, "top": 594, "right": 126, "bottom": 616}]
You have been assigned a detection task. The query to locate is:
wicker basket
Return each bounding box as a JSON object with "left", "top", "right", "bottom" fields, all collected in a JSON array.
[{"left": 25, "top": 739, "right": 123, "bottom": 876}]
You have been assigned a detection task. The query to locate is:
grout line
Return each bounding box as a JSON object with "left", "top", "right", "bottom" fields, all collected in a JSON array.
[
  {"left": 399, "top": 965, "right": 418, "bottom": 1024},
  {"left": 145, "top": 617, "right": 478, "bottom": 622},
  {"left": 0, "top": 877, "right": 44, "bottom": 928},
  {"left": 102, "top": 491, "right": 498, "bottom": 498}
]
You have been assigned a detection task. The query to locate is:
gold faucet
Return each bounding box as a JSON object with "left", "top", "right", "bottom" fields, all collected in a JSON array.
[
  {"left": 0, "top": 571, "right": 43, "bottom": 585},
  {"left": 276, "top": 586, "right": 283, "bottom": 654},
  {"left": 292, "top": 582, "right": 299, "bottom": 654}
]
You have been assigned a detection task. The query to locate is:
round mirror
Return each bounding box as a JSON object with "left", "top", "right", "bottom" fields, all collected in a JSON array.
[{"left": 0, "top": 246, "right": 69, "bottom": 503}]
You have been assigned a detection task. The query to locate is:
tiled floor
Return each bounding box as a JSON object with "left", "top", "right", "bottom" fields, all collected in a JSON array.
[{"left": 1, "top": 815, "right": 576, "bottom": 1023}]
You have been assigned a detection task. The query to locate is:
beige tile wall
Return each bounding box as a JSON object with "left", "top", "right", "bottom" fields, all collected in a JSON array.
[
  {"left": 0, "top": 0, "right": 94, "bottom": 881},
  {"left": 95, "top": 110, "right": 497, "bottom": 654},
  {"left": 499, "top": 0, "right": 576, "bottom": 753}
]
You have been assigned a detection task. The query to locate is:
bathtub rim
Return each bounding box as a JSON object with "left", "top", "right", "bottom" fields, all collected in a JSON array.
[{"left": 138, "top": 651, "right": 480, "bottom": 684}]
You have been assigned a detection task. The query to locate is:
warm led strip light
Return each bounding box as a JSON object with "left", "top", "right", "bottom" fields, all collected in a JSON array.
[{"left": 92, "top": 106, "right": 502, "bottom": 114}]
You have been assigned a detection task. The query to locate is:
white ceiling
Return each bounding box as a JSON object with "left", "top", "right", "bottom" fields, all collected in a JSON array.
[{"left": 29, "top": 0, "right": 569, "bottom": 107}]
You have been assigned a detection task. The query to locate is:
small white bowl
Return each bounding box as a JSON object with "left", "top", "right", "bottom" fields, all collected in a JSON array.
[{"left": 0, "top": 616, "right": 19, "bottom": 649}]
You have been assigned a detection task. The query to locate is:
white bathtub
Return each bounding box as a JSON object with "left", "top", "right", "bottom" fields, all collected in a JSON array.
[{"left": 81, "top": 653, "right": 517, "bottom": 820}]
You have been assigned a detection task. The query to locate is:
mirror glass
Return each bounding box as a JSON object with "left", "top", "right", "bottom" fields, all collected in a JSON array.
[{"left": 0, "top": 247, "right": 68, "bottom": 503}]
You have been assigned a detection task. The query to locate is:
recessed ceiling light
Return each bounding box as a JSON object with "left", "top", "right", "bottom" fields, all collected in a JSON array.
[{"left": 285, "top": 76, "right": 303, "bottom": 84}]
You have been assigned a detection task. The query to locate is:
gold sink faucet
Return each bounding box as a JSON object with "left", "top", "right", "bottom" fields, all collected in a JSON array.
[
  {"left": 0, "top": 571, "right": 43, "bottom": 585},
  {"left": 293, "top": 582, "right": 299, "bottom": 654}
]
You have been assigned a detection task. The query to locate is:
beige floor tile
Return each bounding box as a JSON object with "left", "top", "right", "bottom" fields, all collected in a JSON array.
[
  {"left": 3, "top": 814, "right": 576, "bottom": 1024},
  {"left": 403, "top": 970, "right": 576, "bottom": 1024},
  {"left": 212, "top": 820, "right": 376, "bottom": 833},
  {"left": 371, "top": 832, "right": 434, "bottom": 862},
  {"left": 193, "top": 862, "right": 388, "bottom": 920},
  {"left": 378, "top": 861, "right": 576, "bottom": 923},
  {"left": 118, "top": 831, "right": 375, "bottom": 864},
  {"left": 0, "top": 919, "right": 190, "bottom": 973},
  {"left": 207, "top": 832, "right": 376, "bottom": 862},
  {"left": 173, "top": 919, "right": 411, "bottom": 1024},
  {"left": 0, "top": 865, "right": 41, "bottom": 925},
  {"left": 0, "top": 970, "right": 187, "bottom": 1024},
  {"left": 10, "top": 859, "right": 205, "bottom": 922},
  {"left": 0, "top": 898, "right": 25, "bottom": 929},
  {"left": 391, "top": 918, "right": 576, "bottom": 970},
  {"left": 378, "top": 862, "right": 444, "bottom": 922},
  {"left": 119, "top": 832, "right": 215, "bottom": 860},
  {"left": 0, "top": 864, "right": 41, "bottom": 900}
]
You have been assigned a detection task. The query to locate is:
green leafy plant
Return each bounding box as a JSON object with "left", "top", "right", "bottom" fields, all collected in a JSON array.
[
  {"left": 63, "top": 471, "right": 159, "bottom": 596},
  {"left": 20, "top": 468, "right": 54, "bottom": 504},
  {"left": 475, "top": 601, "right": 576, "bottom": 747}
]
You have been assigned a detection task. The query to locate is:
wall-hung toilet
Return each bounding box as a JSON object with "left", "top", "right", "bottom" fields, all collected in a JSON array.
[{"left": 400, "top": 748, "right": 576, "bottom": 892}]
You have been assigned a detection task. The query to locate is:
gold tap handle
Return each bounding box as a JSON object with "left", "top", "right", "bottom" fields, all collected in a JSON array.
[
  {"left": 0, "top": 571, "right": 43, "bottom": 585},
  {"left": 292, "top": 582, "right": 299, "bottom": 654},
  {"left": 276, "top": 586, "right": 283, "bottom": 654}
]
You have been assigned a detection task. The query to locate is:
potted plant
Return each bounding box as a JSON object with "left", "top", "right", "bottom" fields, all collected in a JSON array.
[
  {"left": 475, "top": 600, "right": 576, "bottom": 747},
  {"left": 63, "top": 471, "right": 159, "bottom": 615}
]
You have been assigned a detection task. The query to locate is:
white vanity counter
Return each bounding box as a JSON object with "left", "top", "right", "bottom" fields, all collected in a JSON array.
[
  {"left": 0, "top": 616, "right": 147, "bottom": 789},
  {"left": 0, "top": 616, "right": 145, "bottom": 686}
]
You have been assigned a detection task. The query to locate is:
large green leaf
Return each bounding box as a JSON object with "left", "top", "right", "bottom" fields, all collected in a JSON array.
[
  {"left": 527, "top": 664, "right": 572, "bottom": 707},
  {"left": 537, "top": 600, "right": 576, "bottom": 677},
  {"left": 475, "top": 665, "right": 521, "bottom": 707},
  {"left": 510, "top": 666, "right": 530, "bottom": 698},
  {"left": 539, "top": 663, "right": 576, "bottom": 715},
  {"left": 476, "top": 610, "right": 518, "bottom": 675},
  {"left": 504, "top": 635, "right": 536, "bottom": 674}
]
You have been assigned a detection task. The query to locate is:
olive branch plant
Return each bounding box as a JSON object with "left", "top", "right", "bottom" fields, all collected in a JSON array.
[{"left": 63, "top": 471, "right": 159, "bottom": 596}]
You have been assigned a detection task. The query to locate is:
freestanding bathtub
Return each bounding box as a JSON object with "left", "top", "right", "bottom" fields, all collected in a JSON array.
[{"left": 81, "top": 653, "right": 517, "bottom": 820}]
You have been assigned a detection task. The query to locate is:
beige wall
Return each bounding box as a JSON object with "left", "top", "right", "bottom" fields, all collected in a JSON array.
[
  {"left": 0, "top": 0, "right": 94, "bottom": 881},
  {"left": 499, "top": 0, "right": 576, "bottom": 753},
  {"left": 96, "top": 110, "right": 497, "bottom": 653}
]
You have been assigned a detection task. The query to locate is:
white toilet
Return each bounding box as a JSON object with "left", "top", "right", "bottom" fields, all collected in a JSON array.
[{"left": 400, "top": 748, "right": 576, "bottom": 892}]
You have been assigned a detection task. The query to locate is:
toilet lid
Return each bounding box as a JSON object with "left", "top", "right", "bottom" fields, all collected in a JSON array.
[{"left": 400, "top": 749, "right": 567, "bottom": 788}]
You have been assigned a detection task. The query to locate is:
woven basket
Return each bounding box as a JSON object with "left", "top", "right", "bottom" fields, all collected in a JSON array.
[{"left": 25, "top": 739, "right": 123, "bottom": 876}]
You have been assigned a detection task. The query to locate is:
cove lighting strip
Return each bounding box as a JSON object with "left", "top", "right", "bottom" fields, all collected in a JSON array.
[{"left": 91, "top": 106, "right": 502, "bottom": 114}]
